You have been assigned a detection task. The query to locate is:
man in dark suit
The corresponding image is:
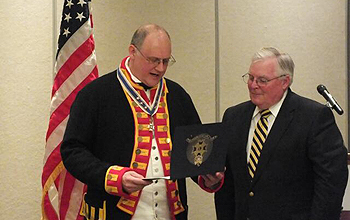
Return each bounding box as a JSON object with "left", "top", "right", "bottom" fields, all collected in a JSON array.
[{"left": 215, "top": 47, "right": 348, "bottom": 220}]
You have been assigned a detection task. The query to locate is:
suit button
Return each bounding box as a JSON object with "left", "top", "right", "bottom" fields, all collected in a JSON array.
[{"left": 249, "top": 191, "right": 254, "bottom": 197}]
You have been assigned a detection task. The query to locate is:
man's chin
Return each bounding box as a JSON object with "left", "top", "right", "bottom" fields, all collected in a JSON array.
[
  {"left": 250, "top": 97, "right": 261, "bottom": 106},
  {"left": 146, "top": 80, "right": 160, "bottom": 88}
]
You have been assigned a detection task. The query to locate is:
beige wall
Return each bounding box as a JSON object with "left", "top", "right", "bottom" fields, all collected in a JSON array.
[
  {"left": 0, "top": 0, "right": 348, "bottom": 219},
  {"left": 0, "top": 0, "right": 53, "bottom": 219}
]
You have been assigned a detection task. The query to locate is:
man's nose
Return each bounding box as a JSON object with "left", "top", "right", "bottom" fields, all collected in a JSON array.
[
  {"left": 154, "top": 61, "right": 167, "bottom": 72},
  {"left": 249, "top": 78, "right": 259, "bottom": 88}
]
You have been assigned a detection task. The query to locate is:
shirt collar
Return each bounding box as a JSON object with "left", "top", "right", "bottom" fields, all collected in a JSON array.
[
  {"left": 125, "top": 57, "right": 142, "bottom": 83},
  {"left": 253, "top": 89, "right": 288, "bottom": 119}
]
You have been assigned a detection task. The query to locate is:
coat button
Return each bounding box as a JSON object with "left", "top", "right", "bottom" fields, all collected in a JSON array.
[{"left": 249, "top": 191, "right": 254, "bottom": 197}]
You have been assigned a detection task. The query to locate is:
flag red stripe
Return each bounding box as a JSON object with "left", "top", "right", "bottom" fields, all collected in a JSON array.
[
  {"left": 45, "top": 67, "right": 98, "bottom": 141},
  {"left": 52, "top": 35, "right": 95, "bottom": 98},
  {"left": 90, "top": 14, "right": 93, "bottom": 28},
  {"left": 59, "top": 172, "right": 78, "bottom": 220},
  {"left": 42, "top": 144, "right": 62, "bottom": 185},
  {"left": 43, "top": 194, "right": 59, "bottom": 220}
]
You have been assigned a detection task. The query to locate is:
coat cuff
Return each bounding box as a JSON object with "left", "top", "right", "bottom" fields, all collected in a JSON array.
[
  {"left": 105, "top": 165, "right": 132, "bottom": 198},
  {"left": 197, "top": 175, "right": 224, "bottom": 193}
]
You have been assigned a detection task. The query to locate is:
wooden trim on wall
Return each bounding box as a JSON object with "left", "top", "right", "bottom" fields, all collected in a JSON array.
[{"left": 348, "top": 0, "right": 349, "bottom": 153}]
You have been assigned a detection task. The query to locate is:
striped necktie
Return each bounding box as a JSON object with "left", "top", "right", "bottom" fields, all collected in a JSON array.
[{"left": 248, "top": 109, "right": 272, "bottom": 178}]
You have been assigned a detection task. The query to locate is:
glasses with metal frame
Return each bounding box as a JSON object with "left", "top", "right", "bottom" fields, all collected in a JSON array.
[
  {"left": 133, "top": 45, "right": 176, "bottom": 67},
  {"left": 242, "top": 73, "right": 286, "bottom": 87}
]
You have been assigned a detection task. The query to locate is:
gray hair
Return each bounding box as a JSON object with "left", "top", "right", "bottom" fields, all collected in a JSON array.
[
  {"left": 252, "top": 47, "right": 295, "bottom": 85},
  {"left": 130, "top": 24, "right": 171, "bottom": 49}
]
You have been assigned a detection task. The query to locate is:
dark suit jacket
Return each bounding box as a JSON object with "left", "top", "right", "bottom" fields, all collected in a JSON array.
[
  {"left": 215, "top": 89, "right": 348, "bottom": 220},
  {"left": 61, "top": 71, "right": 201, "bottom": 219}
]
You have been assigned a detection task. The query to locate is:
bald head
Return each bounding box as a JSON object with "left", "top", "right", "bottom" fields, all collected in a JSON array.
[
  {"left": 128, "top": 24, "right": 172, "bottom": 87},
  {"left": 130, "top": 24, "right": 171, "bottom": 50}
]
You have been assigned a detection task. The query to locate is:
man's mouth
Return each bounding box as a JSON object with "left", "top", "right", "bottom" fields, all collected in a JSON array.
[
  {"left": 250, "top": 92, "right": 262, "bottom": 96},
  {"left": 150, "top": 72, "right": 159, "bottom": 77}
]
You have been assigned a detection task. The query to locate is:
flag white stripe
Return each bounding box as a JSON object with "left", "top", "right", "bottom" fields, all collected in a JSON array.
[
  {"left": 65, "top": 181, "right": 85, "bottom": 220},
  {"left": 48, "top": 182, "right": 59, "bottom": 215},
  {"left": 58, "top": 169, "right": 67, "bottom": 212},
  {"left": 43, "top": 116, "right": 68, "bottom": 165}
]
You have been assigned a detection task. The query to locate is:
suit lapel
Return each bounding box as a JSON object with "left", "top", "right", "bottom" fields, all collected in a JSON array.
[
  {"left": 234, "top": 104, "right": 256, "bottom": 185},
  {"left": 251, "top": 90, "right": 297, "bottom": 184},
  {"left": 225, "top": 102, "right": 256, "bottom": 187}
]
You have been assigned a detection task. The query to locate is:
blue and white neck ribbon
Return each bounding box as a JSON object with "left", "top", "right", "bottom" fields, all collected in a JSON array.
[{"left": 117, "top": 68, "right": 163, "bottom": 116}]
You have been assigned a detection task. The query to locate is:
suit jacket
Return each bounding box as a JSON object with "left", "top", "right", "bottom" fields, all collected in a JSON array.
[
  {"left": 61, "top": 71, "right": 201, "bottom": 219},
  {"left": 215, "top": 89, "right": 348, "bottom": 220}
]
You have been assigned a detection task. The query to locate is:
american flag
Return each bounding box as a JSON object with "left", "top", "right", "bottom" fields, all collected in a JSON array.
[{"left": 41, "top": 0, "right": 98, "bottom": 219}]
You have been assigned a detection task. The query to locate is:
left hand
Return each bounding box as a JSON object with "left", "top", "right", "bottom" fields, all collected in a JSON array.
[{"left": 201, "top": 171, "right": 224, "bottom": 189}]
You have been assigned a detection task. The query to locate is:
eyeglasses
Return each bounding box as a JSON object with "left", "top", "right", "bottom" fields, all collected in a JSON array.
[
  {"left": 242, "top": 73, "right": 286, "bottom": 87},
  {"left": 134, "top": 45, "right": 176, "bottom": 67}
]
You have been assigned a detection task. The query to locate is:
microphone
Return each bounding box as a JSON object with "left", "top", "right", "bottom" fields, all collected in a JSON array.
[{"left": 317, "top": 84, "right": 344, "bottom": 115}]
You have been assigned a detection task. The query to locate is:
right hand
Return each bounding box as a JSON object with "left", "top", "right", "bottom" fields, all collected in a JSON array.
[{"left": 122, "top": 171, "right": 152, "bottom": 194}]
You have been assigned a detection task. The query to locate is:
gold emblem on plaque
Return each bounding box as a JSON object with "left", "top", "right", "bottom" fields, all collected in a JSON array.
[{"left": 186, "top": 133, "right": 217, "bottom": 167}]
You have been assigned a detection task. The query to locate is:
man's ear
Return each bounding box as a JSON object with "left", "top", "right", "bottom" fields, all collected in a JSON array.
[
  {"left": 282, "top": 74, "right": 291, "bottom": 89},
  {"left": 129, "top": 45, "right": 137, "bottom": 59}
]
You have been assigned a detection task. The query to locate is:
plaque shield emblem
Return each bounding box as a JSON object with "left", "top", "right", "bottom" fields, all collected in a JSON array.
[{"left": 186, "top": 133, "right": 217, "bottom": 167}]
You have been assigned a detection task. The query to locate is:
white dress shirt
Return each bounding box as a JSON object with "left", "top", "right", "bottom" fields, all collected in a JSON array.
[{"left": 246, "top": 90, "right": 288, "bottom": 162}]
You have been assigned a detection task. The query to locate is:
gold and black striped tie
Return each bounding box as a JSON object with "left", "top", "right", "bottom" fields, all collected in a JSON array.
[{"left": 248, "top": 109, "right": 272, "bottom": 178}]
